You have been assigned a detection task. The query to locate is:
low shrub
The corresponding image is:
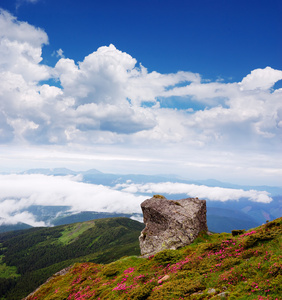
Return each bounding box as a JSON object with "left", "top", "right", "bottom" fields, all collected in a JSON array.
[
  {"left": 231, "top": 229, "right": 246, "bottom": 236},
  {"left": 150, "top": 278, "right": 205, "bottom": 299},
  {"left": 200, "top": 241, "right": 222, "bottom": 252},
  {"left": 125, "top": 282, "right": 155, "bottom": 300},
  {"left": 102, "top": 264, "right": 120, "bottom": 277},
  {"left": 243, "top": 231, "right": 279, "bottom": 248},
  {"left": 265, "top": 219, "right": 281, "bottom": 229},
  {"left": 153, "top": 195, "right": 166, "bottom": 199},
  {"left": 171, "top": 201, "right": 181, "bottom": 206},
  {"left": 220, "top": 257, "right": 241, "bottom": 270},
  {"left": 153, "top": 249, "right": 183, "bottom": 266}
]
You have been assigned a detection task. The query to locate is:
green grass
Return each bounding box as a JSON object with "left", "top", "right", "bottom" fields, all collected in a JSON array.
[
  {"left": 57, "top": 221, "right": 96, "bottom": 245},
  {"left": 0, "top": 256, "right": 19, "bottom": 279},
  {"left": 25, "top": 217, "right": 282, "bottom": 300}
]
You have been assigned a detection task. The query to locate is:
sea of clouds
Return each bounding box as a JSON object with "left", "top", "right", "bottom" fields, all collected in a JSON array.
[{"left": 0, "top": 174, "right": 272, "bottom": 226}]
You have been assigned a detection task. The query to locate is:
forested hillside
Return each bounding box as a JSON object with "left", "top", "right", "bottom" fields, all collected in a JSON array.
[{"left": 0, "top": 218, "right": 144, "bottom": 299}]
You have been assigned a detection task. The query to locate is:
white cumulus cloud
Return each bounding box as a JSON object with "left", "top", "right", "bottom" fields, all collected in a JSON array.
[
  {"left": 239, "top": 67, "right": 282, "bottom": 90},
  {"left": 0, "top": 9, "right": 50, "bottom": 81},
  {"left": 115, "top": 182, "right": 272, "bottom": 203}
]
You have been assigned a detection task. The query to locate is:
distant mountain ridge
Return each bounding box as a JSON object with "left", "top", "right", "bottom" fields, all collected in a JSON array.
[
  {"left": 21, "top": 168, "right": 102, "bottom": 176},
  {"left": 0, "top": 222, "right": 32, "bottom": 233},
  {"left": 18, "top": 167, "right": 282, "bottom": 195}
]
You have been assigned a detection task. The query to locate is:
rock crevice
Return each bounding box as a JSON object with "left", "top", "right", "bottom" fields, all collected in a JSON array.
[{"left": 139, "top": 196, "right": 207, "bottom": 257}]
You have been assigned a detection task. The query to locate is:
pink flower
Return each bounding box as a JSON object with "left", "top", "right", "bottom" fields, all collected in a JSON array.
[{"left": 124, "top": 267, "right": 135, "bottom": 274}]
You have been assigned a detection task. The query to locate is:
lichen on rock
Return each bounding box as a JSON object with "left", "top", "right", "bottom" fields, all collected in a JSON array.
[{"left": 139, "top": 196, "right": 208, "bottom": 257}]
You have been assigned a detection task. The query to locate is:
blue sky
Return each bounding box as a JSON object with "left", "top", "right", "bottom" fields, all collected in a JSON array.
[
  {"left": 2, "top": 0, "right": 281, "bottom": 80},
  {"left": 0, "top": 0, "right": 282, "bottom": 186}
]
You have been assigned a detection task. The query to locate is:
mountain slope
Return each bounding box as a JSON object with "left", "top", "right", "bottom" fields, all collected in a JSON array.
[
  {"left": 24, "top": 218, "right": 281, "bottom": 300},
  {"left": 0, "top": 217, "right": 144, "bottom": 300}
]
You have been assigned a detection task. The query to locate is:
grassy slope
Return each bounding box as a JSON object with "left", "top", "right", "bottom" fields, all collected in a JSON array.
[
  {"left": 0, "top": 218, "right": 144, "bottom": 300},
  {"left": 25, "top": 218, "right": 281, "bottom": 300},
  {"left": 0, "top": 256, "right": 19, "bottom": 279}
]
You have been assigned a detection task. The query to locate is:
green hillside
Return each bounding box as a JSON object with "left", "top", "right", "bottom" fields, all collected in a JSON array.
[
  {"left": 24, "top": 218, "right": 281, "bottom": 300},
  {"left": 0, "top": 218, "right": 144, "bottom": 300}
]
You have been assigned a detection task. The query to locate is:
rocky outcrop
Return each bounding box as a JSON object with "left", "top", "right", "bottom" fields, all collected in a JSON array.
[{"left": 139, "top": 195, "right": 207, "bottom": 257}]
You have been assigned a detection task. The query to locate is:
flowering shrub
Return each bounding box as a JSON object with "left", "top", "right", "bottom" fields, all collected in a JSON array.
[
  {"left": 241, "top": 230, "right": 257, "bottom": 237},
  {"left": 124, "top": 267, "right": 135, "bottom": 274},
  {"left": 219, "top": 267, "right": 244, "bottom": 285}
]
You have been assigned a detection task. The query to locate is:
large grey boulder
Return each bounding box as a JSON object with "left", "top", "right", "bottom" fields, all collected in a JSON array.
[{"left": 139, "top": 195, "right": 207, "bottom": 257}]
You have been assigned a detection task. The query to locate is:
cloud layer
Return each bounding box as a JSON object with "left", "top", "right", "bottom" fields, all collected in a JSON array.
[
  {"left": 115, "top": 182, "right": 272, "bottom": 203},
  {"left": 0, "top": 174, "right": 145, "bottom": 226},
  {"left": 0, "top": 174, "right": 272, "bottom": 226}
]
